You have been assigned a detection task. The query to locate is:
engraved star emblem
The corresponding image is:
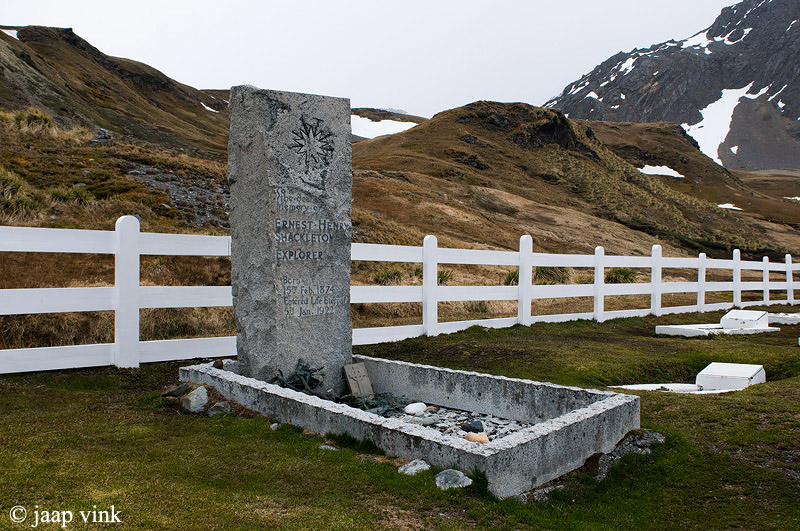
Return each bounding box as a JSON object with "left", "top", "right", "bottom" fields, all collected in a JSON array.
[{"left": 289, "top": 118, "right": 335, "bottom": 167}]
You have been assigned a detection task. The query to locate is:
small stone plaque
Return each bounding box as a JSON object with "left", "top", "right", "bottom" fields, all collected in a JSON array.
[{"left": 344, "top": 362, "right": 373, "bottom": 397}]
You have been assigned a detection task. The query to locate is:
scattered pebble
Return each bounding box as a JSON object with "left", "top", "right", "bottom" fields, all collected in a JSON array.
[
  {"left": 207, "top": 401, "right": 231, "bottom": 417},
  {"left": 435, "top": 469, "right": 473, "bottom": 490},
  {"left": 420, "top": 415, "right": 438, "bottom": 426},
  {"left": 398, "top": 459, "right": 431, "bottom": 475},
  {"left": 461, "top": 419, "right": 484, "bottom": 433},
  {"left": 465, "top": 432, "right": 489, "bottom": 443},
  {"left": 270, "top": 422, "right": 281, "bottom": 431},
  {"left": 403, "top": 402, "right": 427, "bottom": 415},
  {"left": 318, "top": 444, "right": 339, "bottom": 451},
  {"left": 390, "top": 405, "right": 532, "bottom": 442}
]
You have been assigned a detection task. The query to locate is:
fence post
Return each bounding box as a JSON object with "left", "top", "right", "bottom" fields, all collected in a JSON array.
[
  {"left": 732, "top": 249, "right": 742, "bottom": 308},
  {"left": 697, "top": 252, "right": 706, "bottom": 312},
  {"left": 113, "top": 215, "right": 140, "bottom": 368},
  {"left": 593, "top": 246, "right": 605, "bottom": 322},
  {"left": 786, "top": 254, "right": 794, "bottom": 305},
  {"left": 763, "top": 256, "right": 770, "bottom": 304},
  {"left": 651, "top": 244, "right": 662, "bottom": 316},
  {"left": 422, "top": 235, "right": 438, "bottom": 336},
  {"left": 517, "top": 235, "right": 533, "bottom": 326}
]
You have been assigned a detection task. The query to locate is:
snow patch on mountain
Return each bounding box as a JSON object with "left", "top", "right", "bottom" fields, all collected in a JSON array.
[
  {"left": 351, "top": 115, "right": 417, "bottom": 139},
  {"left": 640, "top": 165, "right": 686, "bottom": 179},
  {"left": 682, "top": 82, "right": 768, "bottom": 164}
]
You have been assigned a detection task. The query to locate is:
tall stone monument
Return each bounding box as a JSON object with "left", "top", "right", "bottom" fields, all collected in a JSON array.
[{"left": 228, "top": 86, "right": 353, "bottom": 394}]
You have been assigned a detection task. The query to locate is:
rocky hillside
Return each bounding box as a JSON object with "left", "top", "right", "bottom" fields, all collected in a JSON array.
[
  {"left": 546, "top": 0, "right": 800, "bottom": 170},
  {"left": 0, "top": 26, "right": 229, "bottom": 156},
  {"left": 352, "top": 101, "right": 799, "bottom": 258}
]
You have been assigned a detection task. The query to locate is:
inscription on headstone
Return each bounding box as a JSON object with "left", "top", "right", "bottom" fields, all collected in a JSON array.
[{"left": 228, "top": 86, "right": 352, "bottom": 394}]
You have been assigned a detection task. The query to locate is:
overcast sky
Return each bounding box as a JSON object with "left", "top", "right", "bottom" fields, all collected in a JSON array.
[{"left": 5, "top": 0, "right": 735, "bottom": 117}]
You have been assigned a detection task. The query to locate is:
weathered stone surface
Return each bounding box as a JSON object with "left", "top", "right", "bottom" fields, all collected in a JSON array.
[
  {"left": 228, "top": 86, "right": 353, "bottom": 394},
  {"left": 435, "top": 469, "right": 473, "bottom": 490},
  {"left": 222, "top": 359, "right": 243, "bottom": 374},
  {"left": 398, "top": 459, "right": 431, "bottom": 475},
  {"left": 180, "top": 386, "right": 208, "bottom": 413}
]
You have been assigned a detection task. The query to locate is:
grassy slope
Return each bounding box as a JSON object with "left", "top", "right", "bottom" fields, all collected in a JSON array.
[
  {"left": 1, "top": 310, "right": 798, "bottom": 529},
  {"left": 0, "top": 27, "right": 228, "bottom": 156},
  {"left": 589, "top": 120, "right": 800, "bottom": 251}
]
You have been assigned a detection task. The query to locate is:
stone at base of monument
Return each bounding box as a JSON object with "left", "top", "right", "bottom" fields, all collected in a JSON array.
[
  {"left": 180, "top": 355, "right": 639, "bottom": 499},
  {"left": 655, "top": 309, "right": 780, "bottom": 337}
]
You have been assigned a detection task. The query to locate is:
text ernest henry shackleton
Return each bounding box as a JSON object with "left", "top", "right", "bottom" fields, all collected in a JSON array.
[{"left": 274, "top": 186, "right": 350, "bottom": 318}]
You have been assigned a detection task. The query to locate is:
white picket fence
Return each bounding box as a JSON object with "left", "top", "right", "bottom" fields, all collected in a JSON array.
[{"left": 1, "top": 215, "right": 797, "bottom": 374}]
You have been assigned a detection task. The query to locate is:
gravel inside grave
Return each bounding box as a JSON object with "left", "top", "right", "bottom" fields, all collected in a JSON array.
[{"left": 390, "top": 405, "right": 533, "bottom": 440}]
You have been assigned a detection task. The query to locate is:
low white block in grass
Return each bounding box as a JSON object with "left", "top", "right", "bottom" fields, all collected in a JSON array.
[{"left": 696, "top": 362, "right": 765, "bottom": 391}]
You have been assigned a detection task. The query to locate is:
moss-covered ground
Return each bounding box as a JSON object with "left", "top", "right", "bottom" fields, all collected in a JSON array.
[{"left": 2, "top": 309, "right": 799, "bottom": 529}]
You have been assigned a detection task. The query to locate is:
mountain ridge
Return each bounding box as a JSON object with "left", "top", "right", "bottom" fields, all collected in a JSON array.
[{"left": 546, "top": 0, "right": 800, "bottom": 170}]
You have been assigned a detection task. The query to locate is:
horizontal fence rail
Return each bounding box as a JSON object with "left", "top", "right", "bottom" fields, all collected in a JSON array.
[{"left": 1, "top": 216, "right": 798, "bottom": 374}]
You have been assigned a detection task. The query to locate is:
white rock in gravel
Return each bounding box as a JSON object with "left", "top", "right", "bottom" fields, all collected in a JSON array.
[
  {"left": 403, "top": 402, "right": 427, "bottom": 415},
  {"left": 398, "top": 459, "right": 431, "bottom": 475}
]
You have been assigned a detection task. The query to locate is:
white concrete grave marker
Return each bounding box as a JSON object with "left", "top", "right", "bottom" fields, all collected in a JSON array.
[
  {"left": 696, "top": 362, "right": 766, "bottom": 391},
  {"left": 655, "top": 309, "right": 780, "bottom": 337},
  {"left": 719, "top": 310, "right": 768, "bottom": 330}
]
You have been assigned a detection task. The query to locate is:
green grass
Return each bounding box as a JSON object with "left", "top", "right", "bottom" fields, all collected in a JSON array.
[{"left": 2, "top": 309, "right": 800, "bottom": 528}]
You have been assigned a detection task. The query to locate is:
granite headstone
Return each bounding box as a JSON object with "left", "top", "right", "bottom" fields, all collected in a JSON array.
[{"left": 228, "top": 86, "right": 353, "bottom": 394}]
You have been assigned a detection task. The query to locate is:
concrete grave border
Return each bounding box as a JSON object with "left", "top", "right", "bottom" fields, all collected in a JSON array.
[{"left": 181, "top": 354, "right": 639, "bottom": 499}]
